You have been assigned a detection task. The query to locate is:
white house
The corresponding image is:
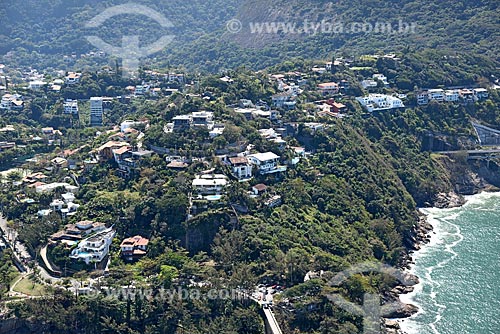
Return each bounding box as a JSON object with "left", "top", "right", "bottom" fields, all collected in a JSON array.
[
  {"left": 120, "top": 120, "right": 147, "bottom": 132},
  {"left": 444, "top": 90, "right": 459, "bottom": 102},
  {"left": 247, "top": 152, "right": 287, "bottom": 175},
  {"left": 64, "top": 100, "right": 79, "bottom": 115},
  {"left": 428, "top": 89, "right": 445, "bottom": 102},
  {"left": 473, "top": 88, "right": 489, "bottom": 100},
  {"left": 356, "top": 94, "right": 404, "bottom": 112},
  {"left": 272, "top": 93, "right": 296, "bottom": 109},
  {"left": 0, "top": 94, "right": 23, "bottom": 111},
  {"left": 70, "top": 228, "right": 116, "bottom": 264},
  {"left": 36, "top": 182, "right": 79, "bottom": 194},
  {"left": 62, "top": 192, "right": 76, "bottom": 203},
  {"left": 229, "top": 156, "right": 253, "bottom": 181},
  {"left": 192, "top": 174, "right": 228, "bottom": 195},
  {"left": 28, "top": 80, "right": 47, "bottom": 90},
  {"left": 50, "top": 199, "right": 65, "bottom": 211}
]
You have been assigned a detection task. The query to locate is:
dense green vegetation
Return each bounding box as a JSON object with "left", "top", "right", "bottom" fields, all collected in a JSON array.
[
  {"left": 0, "top": 55, "right": 498, "bottom": 332},
  {"left": 0, "top": 1, "right": 499, "bottom": 331},
  {"left": 1, "top": 0, "right": 498, "bottom": 72}
]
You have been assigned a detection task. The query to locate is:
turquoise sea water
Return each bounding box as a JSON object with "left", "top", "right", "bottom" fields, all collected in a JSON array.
[{"left": 399, "top": 192, "right": 500, "bottom": 334}]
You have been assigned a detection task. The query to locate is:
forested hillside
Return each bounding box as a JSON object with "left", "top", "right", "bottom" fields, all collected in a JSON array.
[{"left": 0, "top": 0, "right": 498, "bottom": 71}]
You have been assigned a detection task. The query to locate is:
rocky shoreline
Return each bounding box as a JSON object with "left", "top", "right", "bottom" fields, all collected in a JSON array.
[
  {"left": 382, "top": 216, "right": 432, "bottom": 334},
  {"left": 382, "top": 191, "right": 466, "bottom": 334}
]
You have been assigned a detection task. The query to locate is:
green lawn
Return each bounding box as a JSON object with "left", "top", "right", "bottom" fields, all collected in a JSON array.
[{"left": 12, "top": 275, "right": 47, "bottom": 296}]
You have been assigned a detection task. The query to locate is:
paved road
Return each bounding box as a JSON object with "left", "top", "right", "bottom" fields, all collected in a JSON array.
[
  {"left": 0, "top": 215, "right": 31, "bottom": 261},
  {"left": 263, "top": 307, "right": 283, "bottom": 334}
]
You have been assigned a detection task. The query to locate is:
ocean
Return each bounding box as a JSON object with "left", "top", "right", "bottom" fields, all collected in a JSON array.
[{"left": 399, "top": 192, "right": 500, "bottom": 334}]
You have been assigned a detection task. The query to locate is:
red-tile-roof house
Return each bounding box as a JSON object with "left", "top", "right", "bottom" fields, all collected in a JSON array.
[{"left": 120, "top": 235, "right": 149, "bottom": 261}]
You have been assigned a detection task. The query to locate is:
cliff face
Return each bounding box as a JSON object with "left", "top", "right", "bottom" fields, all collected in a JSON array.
[{"left": 431, "top": 155, "right": 500, "bottom": 208}]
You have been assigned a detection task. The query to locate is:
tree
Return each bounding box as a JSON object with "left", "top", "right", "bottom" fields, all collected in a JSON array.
[{"left": 159, "top": 265, "right": 179, "bottom": 288}]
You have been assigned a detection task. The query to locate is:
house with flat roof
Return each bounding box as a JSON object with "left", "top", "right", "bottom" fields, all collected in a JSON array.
[
  {"left": 64, "top": 100, "right": 79, "bottom": 115},
  {"left": 459, "top": 89, "right": 474, "bottom": 103},
  {"left": 50, "top": 221, "right": 106, "bottom": 244},
  {"left": 428, "top": 89, "right": 445, "bottom": 102},
  {"left": 247, "top": 152, "right": 287, "bottom": 175},
  {"left": 191, "top": 111, "right": 214, "bottom": 128},
  {"left": 417, "top": 91, "right": 431, "bottom": 105},
  {"left": 272, "top": 92, "right": 296, "bottom": 109},
  {"left": 473, "top": 88, "right": 489, "bottom": 100},
  {"left": 444, "top": 90, "right": 460, "bottom": 102},
  {"left": 192, "top": 174, "right": 228, "bottom": 195},
  {"left": 28, "top": 80, "right": 47, "bottom": 90},
  {"left": 70, "top": 227, "right": 116, "bottom": 264},
  {"left": 356, "top": 94, "right": 404, "bottom": 112}
]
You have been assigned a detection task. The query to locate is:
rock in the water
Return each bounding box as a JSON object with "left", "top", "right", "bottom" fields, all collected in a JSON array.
[
  {"left": 385, "top": 319, "right": 400, "bottom": 329},
  {"left": 384, "top": 302, "right": 419, "bottom": 318}
]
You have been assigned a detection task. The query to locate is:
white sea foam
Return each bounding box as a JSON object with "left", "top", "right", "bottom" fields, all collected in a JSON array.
[
  {"left": 399, "top": 191, "right": 500, "bottom": 334},
  {"left": 398, "top": 205, "right": 466, "bottom": 334}
]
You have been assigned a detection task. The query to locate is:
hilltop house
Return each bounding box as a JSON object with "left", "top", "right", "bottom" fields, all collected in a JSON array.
[
  {"left": 28, "top": 80, "right": 47, "bottom": 90},
  {"left": 0, "top": 94, "right": 24, "bottom": 111},
  {"left": 473, "top": 88, "right": 489, "bottom": 100},
  {"left": 111, "top": 146, "right": 153, "bottom": 177},
  {"left": 192, "top": 174, "right": 228, "bottom": 195},
  {"left": 329, "top": 101, "right": 347, "bottom": 114},
  {"left": 356, "top": 94, "right": 404, "bottom": 112},
  {"left": 229, "top": 156, "right": 253, "bottom": 181},
  {"left": 96, "top": 141, "right": 130, "bottom": 161},
  {"left": 35, "top": 182, "right": 78, "bottom": 194},
  {"left": 459, "top": 89, "right": 474, "bottom": 103},
  {"left": 372, "top": 74, "right": 389, "bottom": 86},
  {"left": 120, "top": 235, "right": 149, "bottom": 261},
  {"left": 272, "top": 92, "right": 296, "bottom": 109},
  {"left": 247, "top": 152, "right": 287, "bottom": 175},
  {"left": 65, "top": 72, "right": 81, "bottom": 85},
  {"left": 417, "top": 91, "right": 429, "bottom": 105},
  {"left": 444, "top": 90, "right": 460, "bottom": 102},
  {"left": 0, "top": 142, "right": 15, "bottom": 152},
  {"left": 191, "top": 111, "right": 214, "bottom": 128},
  {"left": 64, "top": 100, "right": 79, "bottom": 115},
  {"left": 361, "top": 79, "right": 378, "bottom": 89},
  {"left": 51, "top": 220, "right": 107, "bottom": 244},
  {"left": 428, "top": 89, "right": 445, "bottom": 102},
  {"left": 70, "top": 227, "right": 116, "bottom": 265},
  {"left": 317, "top": 82, "right": 339, "bottom": 96},
  {"left": 252, "top": 183, "right": 268, "bottom": 196}
]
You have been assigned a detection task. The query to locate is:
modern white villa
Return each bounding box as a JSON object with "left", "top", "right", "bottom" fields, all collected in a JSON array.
[
  {"left": 192, "top": 174, "right": 228, "bottom": 195},
  {"left": 356, "top": 94, "right": 404, "bottom": 112},
  {"left": 247, "top": 152, "right": 287, "bottom": 175},
  {"left": 70, "top": 227, "right": 116, "bottom": 265}
]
